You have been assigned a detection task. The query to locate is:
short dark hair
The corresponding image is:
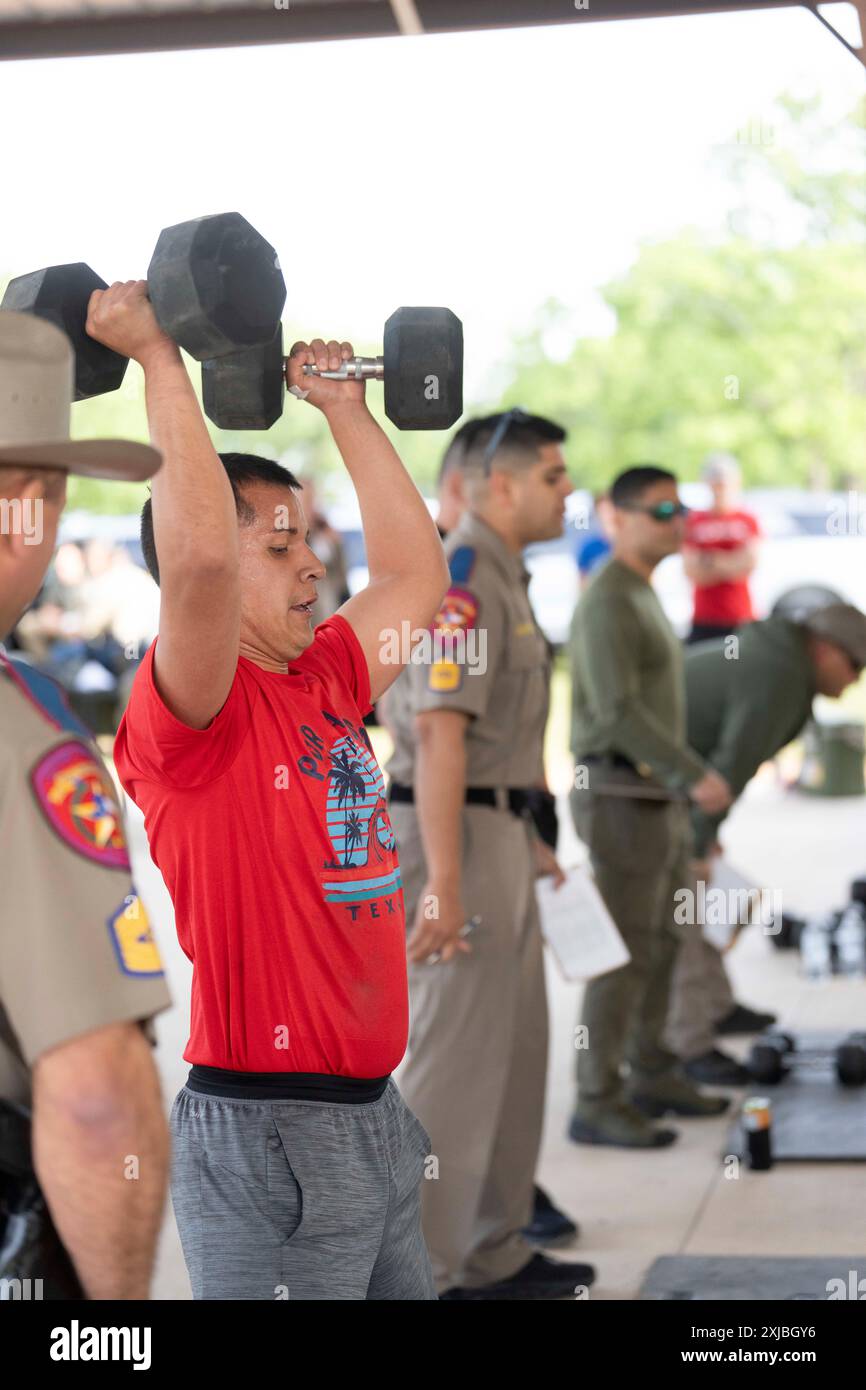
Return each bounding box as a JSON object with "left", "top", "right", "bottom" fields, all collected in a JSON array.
[
  {"left": 447, "top": 410, "right": 566, "bottom": 481},
  {"left": 610, "top": 464, "right": 676, "bottom": 510},
  {"left": 140, "top": 452, "right": 301, "bottom": 586}
]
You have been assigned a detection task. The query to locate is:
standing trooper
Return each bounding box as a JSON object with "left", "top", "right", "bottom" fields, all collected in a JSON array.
[
  {"left": 0, "top": 311, "right": 171, "bottom": 1298},
  {"left": 386, "top": 409, "right": 594, "bottom": 1300},
  {"left": 567, "top": 465, "right": 732, "bottom": 1150}
]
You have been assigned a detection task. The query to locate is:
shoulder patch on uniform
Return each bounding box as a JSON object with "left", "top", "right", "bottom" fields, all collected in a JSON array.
[
  {"left": 30, "top": 740, "right": 130, "bottom": 870},
  {"left": 427, "top": 586, "right": 479, "bottom": 693},
  {"left": 447, "top": 545, "right": 476, "bottom": 585},
  {"left": 107, "top": 893, "right": 165, "bottom": 978},
  {"left": 433, "top": 585, "right": 479, "bottom": 635}
]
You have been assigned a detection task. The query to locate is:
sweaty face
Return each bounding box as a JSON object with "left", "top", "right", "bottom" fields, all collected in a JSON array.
[
  {"left": 236, "top": 483, "right": 326, "bottom": 663},
  {"left": 614, "top": 478, "right": 685, "bottom": 566},
  {"left": 513, "top": 443, "right": 573, "bottom": 545}
]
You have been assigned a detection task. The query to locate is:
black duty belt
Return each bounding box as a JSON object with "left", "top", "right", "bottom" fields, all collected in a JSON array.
[
  {"left": 187, "top": 1067, "right": 389, "bottom": 1104},
  {"left": 389, "top": 781, "right": 531, "bottom": 818}
]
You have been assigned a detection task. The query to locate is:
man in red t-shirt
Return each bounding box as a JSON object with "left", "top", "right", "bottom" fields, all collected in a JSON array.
[
  {"left": 683, "top": 454, "right": 761, "bottom": 644},
  {"left": 88, "top": 282, "right": 448, "bottom": 1301}
]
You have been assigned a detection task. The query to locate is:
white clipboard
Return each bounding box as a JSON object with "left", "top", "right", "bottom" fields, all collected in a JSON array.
[{"left": 536, "top": 865, "right": 631, "bottom": 982}]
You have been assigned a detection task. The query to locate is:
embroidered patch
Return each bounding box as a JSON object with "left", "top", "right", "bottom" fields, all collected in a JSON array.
[
  {"left": 428, "top": 661, "right": 462, "bottom": 692},
  {"left": 30, "top": 740, "right": 130, "bottom": 870},
  {"left": 107, "top": 894, "right": 165, "bottom": 977},
  {"left": 432, "top": 586, "right": 478, "bottom": 635}
]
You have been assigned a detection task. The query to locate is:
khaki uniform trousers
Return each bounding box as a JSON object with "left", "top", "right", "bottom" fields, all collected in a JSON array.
[
  {"left": 391, "top": 800, "right": 548, "bottom": 1293},
  {"left": 666, "top": 929, "right": 736, "bottom": 1059},
  {"left": 570, "top": 787, "right": 694, "bottom": 1112}
]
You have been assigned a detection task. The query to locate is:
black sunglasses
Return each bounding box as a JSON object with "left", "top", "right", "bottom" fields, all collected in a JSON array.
[
  {"left": 481, "top": 407, "right": 533, "bottom": 476},
  {"left": 618, "top": 500, "right": 689, "bottom": 523}
]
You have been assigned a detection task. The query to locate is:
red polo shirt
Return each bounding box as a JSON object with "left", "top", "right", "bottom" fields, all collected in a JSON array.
[{"left": 114, "top": 616, "right": 407, "bottom": 1078}]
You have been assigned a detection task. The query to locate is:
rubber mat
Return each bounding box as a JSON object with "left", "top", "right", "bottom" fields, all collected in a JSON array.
[
  {"left": 725, "top": 1033, "right": 866, "bottom": 1162},
  {"left": 641, "top": 1255, "right": 866, "bottom": 1300}
]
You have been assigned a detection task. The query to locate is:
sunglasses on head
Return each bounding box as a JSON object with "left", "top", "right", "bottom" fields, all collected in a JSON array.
[
  {"left": 481, "top": 407, "right": 532, "bottom": 476},
  {"left": 618, "top": 500, "right": 689, "bottom": 522}
]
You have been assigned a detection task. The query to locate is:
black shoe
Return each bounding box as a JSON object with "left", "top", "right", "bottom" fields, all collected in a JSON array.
[
  {"left": 685, "top": 1047, "right": 751, "bottom": 1087},
  {"left": 522, "top": 1185, "right": 579, "bottom": 1248},
  {"left": 716, "top": 1004, "right": 777, "bottom": 1036},
  {"left": 440, "top": 1253, "right": 596, "bottom": 1301}
]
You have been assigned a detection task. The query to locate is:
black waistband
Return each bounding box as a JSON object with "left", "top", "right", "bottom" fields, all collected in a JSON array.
[
  {"left": 389, "top": 781, "right": 530, "bottom": 816},
  {"left": 186, "top": 1066, "right": 390, "bottom": 1104},
  {"left": 577, "top": 753, "right": 639, "bottom": 773}
]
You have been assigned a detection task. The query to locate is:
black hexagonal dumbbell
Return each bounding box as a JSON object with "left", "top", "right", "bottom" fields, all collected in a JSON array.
[
  {"left": 2, "top": 212, "right": 286, "bottom": 402},
  {"left": 147, "top": 212, "right": 286, "bottom": 361},
  {"left": 1, "top": 263, "right": 129, "bottom": 401},
  {"left": 749, "top": 1032, "right": 796, "bottom": 1084},
  {"left": 201, "top": 306, "right": 463, "bottom": 432},
  {"left": 836, "top": 1033, "right": 866, "bottom": 1087},
  {"left": 750, "top": 1030, "right": 866, "bottom": 1088}
]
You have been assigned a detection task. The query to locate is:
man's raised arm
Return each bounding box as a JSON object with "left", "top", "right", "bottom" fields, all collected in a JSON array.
[
  {"left": 285, "top": 340, "right": 449, "bottom": 702},
  {"left": 87, "top": 281, "right": 240, "bottom": 729}
]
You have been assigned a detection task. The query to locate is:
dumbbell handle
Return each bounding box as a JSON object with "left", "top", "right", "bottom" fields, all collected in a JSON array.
[{"left": 301, "top": 356, "right": 384, "bottom": 381}]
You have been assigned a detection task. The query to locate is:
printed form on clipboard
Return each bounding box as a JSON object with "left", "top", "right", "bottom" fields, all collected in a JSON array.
[{"left": 536, "top": 864, "right": 630, "bottom": 982}]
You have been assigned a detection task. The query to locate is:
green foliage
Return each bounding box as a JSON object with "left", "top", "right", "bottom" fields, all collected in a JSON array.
[
  {"left": 497, "top": 91, "right": 866, "bottom": 491},
  {"left": 498, "top": 232, "right": 866, "bottom": 490}
]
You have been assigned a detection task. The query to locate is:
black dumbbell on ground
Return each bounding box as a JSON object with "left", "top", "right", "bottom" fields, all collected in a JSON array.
[
  {"left": 1, "top": 212, "right": 286, "bottom": 400},
  {"left": 201, "top": 306, "right": 463, "bottom": 432},
  {"left": 749, "top": 1031, "right": 866, "bottom": 1087}
]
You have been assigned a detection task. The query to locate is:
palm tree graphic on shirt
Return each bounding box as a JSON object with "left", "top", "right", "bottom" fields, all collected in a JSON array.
[
  {"left": 329, "top": 748, "right": 367, "bottom": 810},
  {"left": 321, "top": 734, "right": 399, "bottom": 900}
]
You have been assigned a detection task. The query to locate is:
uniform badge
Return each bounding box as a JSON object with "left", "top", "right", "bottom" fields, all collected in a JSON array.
[
  {"left": 107, "top": 894, "right": 165, "bottom": 977},
  {"left": 432, "top": 585, "right": 478, "bottom": 635},
  {"left": 428, "top": 662, "right": 461, "bottom": 692},
  {"left": 428, "top": 585, "right": 479, "bottom": 693},
  {"left": 30, "top": 739, "right": 130, "bottom": 870}
]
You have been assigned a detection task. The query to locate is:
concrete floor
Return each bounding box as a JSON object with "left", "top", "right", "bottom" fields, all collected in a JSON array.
[{"left": 132, "top": 766, "right": 866, "bottom": 1300}]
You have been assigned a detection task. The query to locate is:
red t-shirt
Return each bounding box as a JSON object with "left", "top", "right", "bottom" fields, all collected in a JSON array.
[
  {"left": 114, "top": 616, "right": 407, "bottom": 1078},
  {"left": 685, "top": 509, "right": 760, "bottom": 626}
]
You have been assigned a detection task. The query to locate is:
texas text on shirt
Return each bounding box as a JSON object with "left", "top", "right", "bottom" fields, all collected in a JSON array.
[{"left": 113, "top": 614, "right": 407, "bottom": 1078}]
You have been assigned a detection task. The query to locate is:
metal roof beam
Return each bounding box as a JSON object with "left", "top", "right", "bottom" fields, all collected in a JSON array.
[{"left": 0, "top": 1, "right": 858, "bottom": 66}]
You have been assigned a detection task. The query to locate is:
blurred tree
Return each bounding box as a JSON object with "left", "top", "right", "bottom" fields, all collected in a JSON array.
[{"left": 496, "top": 90, "right": 866, "bottom": 491}]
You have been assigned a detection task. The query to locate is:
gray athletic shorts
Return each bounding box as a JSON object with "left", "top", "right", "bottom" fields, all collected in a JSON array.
[{"left": 169, "top": 1077, "right": 437, "bottom": 1300}]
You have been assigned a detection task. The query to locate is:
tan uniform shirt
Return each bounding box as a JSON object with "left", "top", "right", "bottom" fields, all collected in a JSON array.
[
  {"left": 386, "top": 512, "right": 551, "bottom": 788},
  {"left": 0, "top": 651, "right": 171, "bottom": 1106}
]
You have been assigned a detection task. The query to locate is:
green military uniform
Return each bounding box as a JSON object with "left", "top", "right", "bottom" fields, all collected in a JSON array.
[
  {"left": 0, "top": 650, "right": 171, "bottom": 1109},
  {"left": 386, "top": 511, "right": 551, "bottom": 1292},
  {"left": 568, "top": 559, "right": 712, "bottom": 1132},
  {"left": 666, "top": 617, "right": 815, "bottom": 1060}
]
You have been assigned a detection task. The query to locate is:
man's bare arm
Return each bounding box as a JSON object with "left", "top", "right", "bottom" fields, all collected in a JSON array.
[
  {"left": 87, "top": 282, "right": 240, "bottom": 729},
  {"left": 284, "top": 341, "right": 449, "bottom": 702},
  {"left": 406, "top": 709, "right": 472, "bottom": 964},
  {"left": 33, "top": 1022, "right": 169, "bottom": 1300}
]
